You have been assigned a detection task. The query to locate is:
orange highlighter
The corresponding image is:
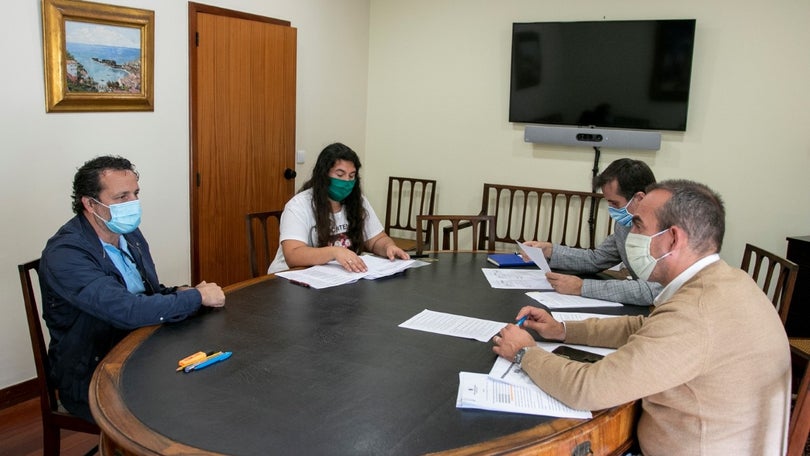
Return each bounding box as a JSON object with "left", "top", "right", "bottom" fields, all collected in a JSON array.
[{"left": 176, "top": 351, "right": 211, "bottom": 371}]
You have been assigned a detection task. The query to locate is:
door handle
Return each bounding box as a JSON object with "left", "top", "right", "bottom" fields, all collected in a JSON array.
[{"left": 284, "top": 168, "right": 297, "bottom": 180}]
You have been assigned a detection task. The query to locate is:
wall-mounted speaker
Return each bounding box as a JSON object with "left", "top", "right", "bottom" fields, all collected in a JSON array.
[{"left": 524, "top": 125, "right": 661, "bottom": 151}]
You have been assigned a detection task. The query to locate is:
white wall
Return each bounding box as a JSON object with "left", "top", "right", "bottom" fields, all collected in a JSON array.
[
  {"left": 1, "top": 0, "right": 369, "bottom": 390},
  {"left": 363, "top": 0, "right": 810, "bottom": 265}
]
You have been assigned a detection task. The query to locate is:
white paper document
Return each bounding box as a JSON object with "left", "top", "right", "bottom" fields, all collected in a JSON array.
[
  {"left": 490, "top": 341, "right": 616, "bottom": 389},
  {"left": 275, "top": 255, "right": 426, "bottom": 289},
  {"left": 526, "top": 291, "right": 623, "bottom": 309},
  {"left": 398, "top": 309, "right": 505, "bottom": 342},
  {"left": 516, "top": 241, "right": 551, "bottom": 272},
  {"left": 550, "top": 311, "right": 617, "bottom": 322},
  {"left": 481, "top": 268, "right": 552, "bottom": 290},
  {"left": 456, "top": 371, "right": 592, "bottom": 419}
]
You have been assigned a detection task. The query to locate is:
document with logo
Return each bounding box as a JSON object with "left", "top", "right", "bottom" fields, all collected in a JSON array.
[{"left": 456, "top": 371, "right": 592, "bottom": 419}]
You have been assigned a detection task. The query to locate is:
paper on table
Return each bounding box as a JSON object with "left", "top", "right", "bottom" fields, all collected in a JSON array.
[
  {"left": 481, "top": 268, "right": 552, "bottom": 290},
  {"left": 360, "top": 255, "right": 426, "bottom": 279},
  {"left": 526, "top": 291, "right": 623, "bottom": 309},
  {"left": 456, "top": 371, "right": 592, "bottom": 419},
  {"left": 398, "top": 309, "right": 505, "bottom": 342},
  {"left": 516, "top": 242, "right": 551, "bottom": 272},
  {"left": 550, "top": 311, "right": 618, "bottom": 321},
  {"left": 490, "top": 341, "right": 617, "bottom": 388},
  {"left": 275, "top": 255, "right": 425, "bottom": 289}
]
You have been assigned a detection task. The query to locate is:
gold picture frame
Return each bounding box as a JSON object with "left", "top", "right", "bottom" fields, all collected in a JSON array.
[{"left": 41, "top": 0, "right": 154, "bottom": 112}]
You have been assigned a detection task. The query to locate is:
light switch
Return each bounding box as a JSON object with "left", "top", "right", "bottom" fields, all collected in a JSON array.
[{"left": 296, "top": 150, "right": 305, "bottom": 164}]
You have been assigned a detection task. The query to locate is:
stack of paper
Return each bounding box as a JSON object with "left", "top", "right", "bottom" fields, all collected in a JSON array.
[
  {"left": 456, "top": 372, "right": 592, "bottom": 419},
  {"left": 397, "top": 308, "right": 613, "bottom": 419},
  {"left": 275, "top": 255, "right": 427, "bottom": 289}
]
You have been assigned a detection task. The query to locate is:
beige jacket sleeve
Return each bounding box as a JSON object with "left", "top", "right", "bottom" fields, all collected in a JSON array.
[{"left": 519, "top": 307, "right": 709, "bottom": 411}]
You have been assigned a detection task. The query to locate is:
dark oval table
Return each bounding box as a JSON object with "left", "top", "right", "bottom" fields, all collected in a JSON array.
[{"left": 90, "top": 253, "right": 643, "bottom": 455}]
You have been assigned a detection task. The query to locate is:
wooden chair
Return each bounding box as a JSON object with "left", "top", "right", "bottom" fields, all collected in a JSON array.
[
  {"left": 18, "top": 259, "right": 100, "bottom": 456},
  {"left": 788, "top": 338, "right": 810, "bottom": 456},
  {"left": 245, "top": 210, "right": 283, "bottom": 277},
  {"left": 446, "top": 183, "right": 613, "bottom": 251},
  {"left": 740, "top": 243, "right": 799, "bottom": 326},
  {"left": 385, "top": 176, "right": 437, "bottom": 251},
  {"left": 416, "top": 214, "right": 495, "bottom": 255}
]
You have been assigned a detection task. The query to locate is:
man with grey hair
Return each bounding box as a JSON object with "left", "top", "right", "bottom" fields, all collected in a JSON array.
[{"left": 492, "top": 179, "right": 790, "bottom": 455}]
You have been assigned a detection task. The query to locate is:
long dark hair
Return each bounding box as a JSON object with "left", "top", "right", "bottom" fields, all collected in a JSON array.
[{"left": 300, "top": 143, "right": 366, "bottom": 251}]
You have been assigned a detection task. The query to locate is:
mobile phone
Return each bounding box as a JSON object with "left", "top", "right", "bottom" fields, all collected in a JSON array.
[{"left": 551, "top": 345, "right": 604, "bottom": 363}]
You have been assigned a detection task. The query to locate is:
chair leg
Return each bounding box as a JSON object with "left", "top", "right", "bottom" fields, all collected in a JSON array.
[{"left": 42, "top": 424, "right": 61, "bottom": 456}]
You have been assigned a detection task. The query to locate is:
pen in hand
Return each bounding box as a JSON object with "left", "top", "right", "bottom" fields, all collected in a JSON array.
[{"left": 516, "top": 315, "right": 528, "bottom": 327}]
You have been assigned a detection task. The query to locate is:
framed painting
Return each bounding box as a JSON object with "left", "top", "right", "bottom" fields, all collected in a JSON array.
[{"left": 41, "top": 0, "right": 154, "bottom": 112}]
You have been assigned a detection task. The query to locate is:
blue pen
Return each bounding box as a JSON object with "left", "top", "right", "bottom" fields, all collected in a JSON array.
[
  {"left": 185, "top": 351, "right": 232, "bottom": 372},
  {"left": 516, "top": 315, "right": 528, "bottom": 327}
]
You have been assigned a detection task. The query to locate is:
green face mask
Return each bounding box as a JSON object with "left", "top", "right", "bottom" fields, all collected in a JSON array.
[{"left": 328, "top": 177, "right": 356, "bottom": 202}]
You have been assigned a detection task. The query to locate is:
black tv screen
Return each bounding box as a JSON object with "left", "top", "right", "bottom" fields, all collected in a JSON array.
[{"left": 509, "top": 19, "right": 696, "bottom": 132}]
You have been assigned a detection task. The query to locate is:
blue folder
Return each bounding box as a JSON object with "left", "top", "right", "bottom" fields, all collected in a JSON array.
[{"left": 486, "top": 253, "right": 535, "bottom": 268}]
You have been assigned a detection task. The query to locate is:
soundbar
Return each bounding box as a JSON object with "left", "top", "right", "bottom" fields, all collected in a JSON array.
[{"left": 524, "top": 125, "right": 661, "bottom": 151}]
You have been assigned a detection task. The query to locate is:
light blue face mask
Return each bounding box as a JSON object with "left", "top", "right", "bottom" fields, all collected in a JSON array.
[
  {"left": 608, "top": 198, "right": 634, "bottom": 227},
  {"left": 93, "top": 199, "right": 142, "bottom": 234}
]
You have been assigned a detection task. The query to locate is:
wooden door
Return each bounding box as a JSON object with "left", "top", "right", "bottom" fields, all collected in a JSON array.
[{"left": 189, "top": 3, "right": 296, "bottom": 286}]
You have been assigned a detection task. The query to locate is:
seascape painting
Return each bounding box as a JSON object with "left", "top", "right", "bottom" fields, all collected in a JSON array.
[{"left": 65, "top": 21, "right": 141, "bottom": 93}]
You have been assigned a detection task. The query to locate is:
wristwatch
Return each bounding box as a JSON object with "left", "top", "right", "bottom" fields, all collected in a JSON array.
[{"left": 514, "top": 347, "right": 530, "bottom": 365}]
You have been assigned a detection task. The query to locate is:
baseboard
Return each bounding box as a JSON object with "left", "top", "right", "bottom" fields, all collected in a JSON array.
[{"left": 0, "top": 378, "right": 38, "bottom": 410}]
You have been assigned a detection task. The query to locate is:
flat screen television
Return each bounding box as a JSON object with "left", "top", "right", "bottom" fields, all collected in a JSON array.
[{"left": 509, "top": 19, "right": 696, "bottom": 132}]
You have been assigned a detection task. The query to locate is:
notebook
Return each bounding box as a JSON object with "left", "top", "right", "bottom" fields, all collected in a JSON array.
[{"left": 486, "top": 253, "right": 535, "bottom": 268}]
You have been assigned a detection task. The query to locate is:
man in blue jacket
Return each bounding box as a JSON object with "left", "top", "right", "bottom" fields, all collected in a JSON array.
[{"left": 39, "top": 155, "right": 225, "bottom": 422}]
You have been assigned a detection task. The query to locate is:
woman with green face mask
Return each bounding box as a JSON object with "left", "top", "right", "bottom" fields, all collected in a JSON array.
[{"left": 267, "top": 142, "right": 411, "bottom": 274}]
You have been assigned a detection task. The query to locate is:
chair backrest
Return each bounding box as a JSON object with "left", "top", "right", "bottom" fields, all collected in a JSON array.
[
  {"left": 473, "top": 183, "right": 613, "bottom": 251},
  {"left": 385, "top": 177, "right": 437, "bottom": 245},
  {"left": 416, "top": 214, "right": 495, "bottom": 255},
  {"left": 19, "top": 260, "right": 55, "bottom": 416},
  {"left": 740, "top": 243, "right": 799, "bottom": 326},
  {"left": 18, "top": 259, "right": 99, "bottom": 453},
  {"left": 245, "top": 210, "right": 283, "bottom": 277},
  {"left": 788, "top": 340, "right": 810, "bottom": 456}
]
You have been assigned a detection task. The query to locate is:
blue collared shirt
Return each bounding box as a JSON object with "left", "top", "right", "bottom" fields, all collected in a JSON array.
[{"left": 101, "top": 236, "right": 146, "bottom": 295}]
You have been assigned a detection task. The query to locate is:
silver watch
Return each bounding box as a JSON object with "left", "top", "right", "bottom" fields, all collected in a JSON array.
[{"left": 514, "top": 347, "right": 530, "bottom": 365}]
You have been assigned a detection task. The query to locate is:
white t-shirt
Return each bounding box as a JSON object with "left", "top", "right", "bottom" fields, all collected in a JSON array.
[{"left": 267, "top": 188, "right": 385, "bottom": 273}]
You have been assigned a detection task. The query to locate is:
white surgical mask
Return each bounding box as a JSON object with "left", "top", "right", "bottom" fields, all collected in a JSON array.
[{"left": 625, "top": 228, "right": 671, "bottom": 281}]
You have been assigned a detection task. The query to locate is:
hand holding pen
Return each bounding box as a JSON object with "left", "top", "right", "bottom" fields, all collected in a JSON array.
[{"left": 514, "top": 306, "right": 566, "bottom": 341}]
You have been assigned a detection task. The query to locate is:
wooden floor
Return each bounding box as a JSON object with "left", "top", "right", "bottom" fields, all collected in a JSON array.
[{"left": 0, "top": 398, "right": 99, "bottom": 456}]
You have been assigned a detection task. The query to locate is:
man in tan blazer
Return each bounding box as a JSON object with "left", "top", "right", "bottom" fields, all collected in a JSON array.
[{"left": 492, "top": 179, "right": 790, "bottom": 455}]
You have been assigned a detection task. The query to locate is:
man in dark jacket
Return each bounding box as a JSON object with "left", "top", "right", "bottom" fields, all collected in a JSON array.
[{"left": 40, "top": 155, "right": 225, "bottom": 422}]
